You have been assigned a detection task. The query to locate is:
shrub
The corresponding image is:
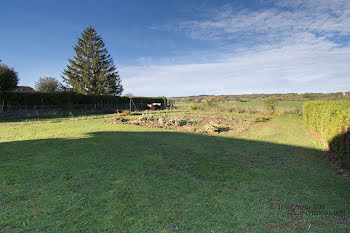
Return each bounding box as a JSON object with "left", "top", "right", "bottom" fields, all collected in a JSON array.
[
  {"left": 138, "top": 114, "right": 149, "bottom": 123},
  {"left": 177, "top": 118, "right": 188, "bottom": 126},
  {"left": 296, "top": 107, "right": 303, "bottom": 115},
  {"left": 263, "top": 96, "right": 278, "bottom": 113},
  {"left": 303, "top": 100, "right": 350, "bottom": 168},
  {"left": 113, "top": 115, "right": 128, "bottom": 123},
  {"left": 122, "top": 110, "right": 130, "bottom": 115},
  {"left": 193, "top": 98, "right": 202, "bottom": 103},
  {"left": 190, "top": 103, "right": 199, "bottom": 110},
  {"left": 202, "top": 97, "right": 217, "bottom": 107},
  {"left": 254, "top": 114, "right": 270, "bottom": 122},
  {"left": 207, "top": 121, "right": 229, "bottom": 133},
  {"left": 35, "top": 77, "right": 62, "bottom": 93}
]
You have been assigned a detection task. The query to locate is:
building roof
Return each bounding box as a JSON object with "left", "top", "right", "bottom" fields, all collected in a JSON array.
[{"left": 14, "top": 86, "right": 35, "bottom": 93}]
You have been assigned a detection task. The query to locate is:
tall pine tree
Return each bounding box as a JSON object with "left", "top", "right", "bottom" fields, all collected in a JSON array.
[{"left": 62, "top": 26, "right": 123, "bottom": 95}]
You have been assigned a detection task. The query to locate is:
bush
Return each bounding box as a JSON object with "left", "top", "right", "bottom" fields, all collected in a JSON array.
[
  {"left": 138, "top": 113, "right": 149, "bottom": 123},
  {"left": 190, "top": 103, "right": 200, "bottom": 110},
  {"left": 254, "top": 114, "right": 270, "bottom": 122},
  {"left": 35, "top": 77, "right": 62, "bottom": 93},
  {"left": 207, "top": 121, "right": 229, "bottom": 133},
  {"left": 263, "top": 96, "right": 278, "bottom": 113},
  {"left": 303, "top": 100, "right": 350, "bottom": 168},
  {"left": 114, "top": 116, "right": 127, "bottom": 122},
  {"left": 177, "top": 118, "right": 188, "bottom": 126},
  {"left": 202, "top": 97, "right": 217, "bottom": 107},
  {"left": 122, "top": 110, "right": 130, "bottom": 115},
  {"left": 0, "top": 64, "right": 18, "bottom": 91}
]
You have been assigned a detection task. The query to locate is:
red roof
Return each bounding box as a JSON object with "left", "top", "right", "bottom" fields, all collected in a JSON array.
[{"left": 14, "top": 86, "right": 35, "bottom": 93}]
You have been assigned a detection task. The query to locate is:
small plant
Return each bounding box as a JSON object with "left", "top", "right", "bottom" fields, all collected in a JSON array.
[
  {"left": 190, "top": 103, "right": 199, "bottom": 110},
  {"left": 254, "top": 114, "right": 270, "bottom": 122},
  {"left": 164, "top": 117, "right": 176, "bottom": 126},
  {"left": 177, "top": 118, "right": 188, "bottom": 126},
  {"left": 207, "top": 121, "right": 229, "bottom": 133},
  {"left": 119, "top": 117, "right": 128, "bottom": 122},
  {"left": 138, "top": 113, "right": 153, "bottom": 123},
  {"left": 113, "top": 115, "right": 128, "bottom": 124},
  {"left": 296, "top": 107, "right": 303, "bottom": 116},
  {"left": 122, "top": 110, "right": 130, "bottom": 115}
]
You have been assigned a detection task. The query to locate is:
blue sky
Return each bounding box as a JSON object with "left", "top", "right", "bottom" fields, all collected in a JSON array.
[{"left": 1, "top": 0, "right": 350, "bottom": 96}]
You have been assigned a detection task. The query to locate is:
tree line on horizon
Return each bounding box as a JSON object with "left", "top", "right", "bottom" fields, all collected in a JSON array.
[
  {"left": 172, "top": 92, "right": 350, "bottom": 103},
  {"left": 0, "top": 26, "right": 123, "bottom": 96}
]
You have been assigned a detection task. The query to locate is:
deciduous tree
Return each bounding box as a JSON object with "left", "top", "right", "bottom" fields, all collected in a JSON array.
[
  {"left": 35, "top": 77, "right": 62, "bottom": 93},
  {"left": 0, "top": 63, "right": 19, "bottom": 91}
]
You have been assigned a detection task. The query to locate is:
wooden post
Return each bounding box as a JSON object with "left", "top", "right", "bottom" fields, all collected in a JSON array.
[
  {"left": 131, "top": 98, "right": 137, "bottom": 112},
  {"left": 129, "top": 97, "right": 132, "bottom": 112}
]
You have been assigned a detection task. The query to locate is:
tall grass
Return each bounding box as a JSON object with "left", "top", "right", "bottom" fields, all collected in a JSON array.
[{"left": 189, "top": 101, "right": 301, "bottom": 115}]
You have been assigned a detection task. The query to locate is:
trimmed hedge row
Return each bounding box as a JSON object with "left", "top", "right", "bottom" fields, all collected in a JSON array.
[
  {"left": 0, "top": 92, "right": 167, "bottom": 108},
  {"left": 303, "top": 100, "right": 350, "bottom": 168}
]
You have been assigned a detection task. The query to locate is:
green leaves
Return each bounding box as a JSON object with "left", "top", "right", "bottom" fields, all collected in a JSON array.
[
  {"left": 303, "top": 100, "right": 350, "bottom": 168},
  {"left": 62, "top": 26, "right": 123, "bottom": 95},
  {"left": 263, "top": 96, "right": 278, "bottom": 113},
  {"left": 35, "top": 77, "right": 62, "bottom": 93},
  {"left": 0, "top": 63, "right": 19, "bottom": 91}
]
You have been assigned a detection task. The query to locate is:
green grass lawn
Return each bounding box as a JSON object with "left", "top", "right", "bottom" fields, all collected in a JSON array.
[{"left": 1, "top": 114, "right": 350, "bottom": 232}]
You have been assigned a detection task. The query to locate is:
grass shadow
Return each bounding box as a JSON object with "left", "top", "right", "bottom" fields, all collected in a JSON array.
[
  {"left": 329, "top": 129, "right": 350, "bottom": 169},
  {"left": 1, "top": 130, "right": 350, "bottom": 232}
]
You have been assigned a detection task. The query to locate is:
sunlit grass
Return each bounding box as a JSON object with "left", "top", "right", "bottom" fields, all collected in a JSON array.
[{"left": 0, "top": 113, "right": 349, "bottom": 232}]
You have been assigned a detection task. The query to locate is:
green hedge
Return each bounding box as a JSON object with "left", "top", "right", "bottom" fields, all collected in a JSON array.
[
  {"left": 303, "top": 100, "right": 350, "bottom": 168},
  {"left": 0, "top": 91, "right": 167, "bottom": 108}
]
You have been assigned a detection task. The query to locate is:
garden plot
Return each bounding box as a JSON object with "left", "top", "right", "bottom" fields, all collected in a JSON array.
[{"left": 112, "top": 112, "right": 257, "bottom": 134}]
